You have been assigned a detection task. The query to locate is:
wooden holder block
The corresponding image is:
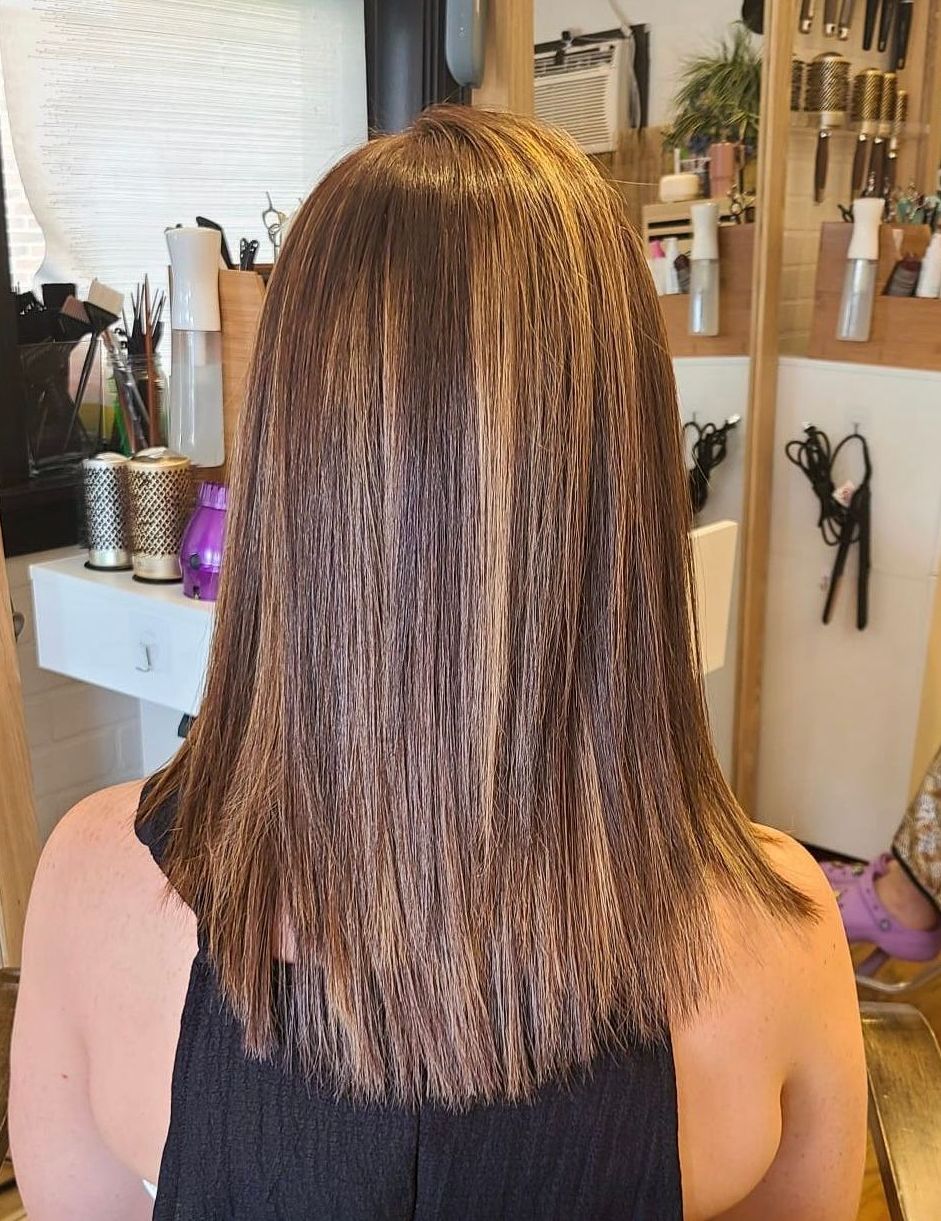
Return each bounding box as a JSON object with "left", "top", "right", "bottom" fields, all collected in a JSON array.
[
  {"left": 216, "top": 267, "right": 269, "bottom": 479},
  {"left": 659, "top": 224, "right": 754, "bottom": 358},
  {"left": 807, "top": 223, "right": 941, "bottom": 372}
]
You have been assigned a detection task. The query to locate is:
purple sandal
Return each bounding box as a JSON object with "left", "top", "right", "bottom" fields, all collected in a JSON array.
[
  {"left": 837, "top": 853, "right": 941, "bottom": 967},
  {"left": 820, "top": 857, "right": 868, "bottom": 889}
]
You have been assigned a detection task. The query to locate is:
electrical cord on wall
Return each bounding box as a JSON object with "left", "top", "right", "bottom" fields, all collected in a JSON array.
[
  {"left": 785, "top": 424, "right": 872, "bottom": 629},
  {"left": 685, "top": 415, "right": 740, "bottom": 515}
]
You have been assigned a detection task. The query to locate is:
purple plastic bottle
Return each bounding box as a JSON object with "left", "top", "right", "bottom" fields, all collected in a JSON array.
[{"left": 180, "top": 481, "right": 227, "bottom": 601}]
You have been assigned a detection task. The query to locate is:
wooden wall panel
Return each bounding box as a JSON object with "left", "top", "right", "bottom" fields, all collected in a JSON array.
[
  {"left": 0, "top": 530, "right": 39, "bottom": 965},
  {"left": 806, "top": 223, "right": 941, "bottom": 371},
  {"left": 732, "top": 0, "right": 799, "bottom": 809},
  {"left": 472, "top": 0, "right": 534, "bottom": 116},
  {"left": 659, "top": 226, "right": 754, "bottom": 358}
]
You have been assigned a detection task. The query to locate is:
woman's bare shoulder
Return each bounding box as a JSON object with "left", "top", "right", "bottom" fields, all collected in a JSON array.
[
  {"left": 674, "top": 825, "right": 864, "bottom": 1219},
  {"left": 709, "top": 822, "right": 851, "bottom": 1022},
  {"left": 27, "top": 779, "right": 192, "bottom": 958}
]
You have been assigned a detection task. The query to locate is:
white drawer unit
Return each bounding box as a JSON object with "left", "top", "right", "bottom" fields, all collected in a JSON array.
[{"left": 30, "top": 557, "right": 214, "bottom": 716}]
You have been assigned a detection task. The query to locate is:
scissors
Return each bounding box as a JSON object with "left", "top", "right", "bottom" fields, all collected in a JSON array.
[
  {"left": 262, "top": 192, "right": 288, "bottom": 262},
  {"left": 239, "top": 238, "right": 260, "bottom": 271}
]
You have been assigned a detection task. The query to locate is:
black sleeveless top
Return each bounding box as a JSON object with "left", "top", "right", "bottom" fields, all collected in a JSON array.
[{"left": 137, "top": 796, "right": 683, "bottom": 1220}]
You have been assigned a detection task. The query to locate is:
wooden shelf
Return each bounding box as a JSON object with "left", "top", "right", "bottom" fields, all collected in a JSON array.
[
  {"left": 806, "top": 222, "right": 941, "bottom": 371},
  {"left": 660, "top": 225, "right": 754, "bottom": 358}
]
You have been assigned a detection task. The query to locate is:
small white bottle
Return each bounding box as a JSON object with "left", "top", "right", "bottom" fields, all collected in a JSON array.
[
  {"left": 647, "top": 239, "right": 667, "bottom": 295},
  {"left": 166, "top": 226, "right": 225, "bottom": 466},
  {"left": 916, "top": 232, "right": 941, "bottom": 298},
  {"left": 689, "top": 202, "right": 720, "bottom": 337},
  {"left": 663, "top": 238, "right": 681, "bottom": 295},
  {"left": 836, "top": 198, "right": 884, "bottom": 342}
]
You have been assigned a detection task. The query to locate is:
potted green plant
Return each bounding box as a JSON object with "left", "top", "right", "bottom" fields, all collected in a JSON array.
[{"left": 664, "top": 22, "right": 761, "bottom": 199}]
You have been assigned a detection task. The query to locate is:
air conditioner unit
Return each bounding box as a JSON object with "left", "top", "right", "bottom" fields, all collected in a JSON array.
[{"left": 534, "top": 34, "right": 635, "bottom": 155}]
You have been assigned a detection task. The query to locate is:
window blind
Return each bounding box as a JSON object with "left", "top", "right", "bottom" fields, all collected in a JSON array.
[{"left": 0, "top": 0, "right": 367, "bottom": 297}]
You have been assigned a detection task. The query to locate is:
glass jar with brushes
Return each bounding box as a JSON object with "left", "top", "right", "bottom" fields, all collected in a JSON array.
[
  {"left": 106, "top": 346, "right": 167, "bottom": 455},
  {"left": 106, "top": 277, "right": 167, "bottom": 455}
]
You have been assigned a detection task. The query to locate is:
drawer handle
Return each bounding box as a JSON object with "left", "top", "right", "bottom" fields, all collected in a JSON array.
[{"left": 135, "top": 643, "right": 154, "bottom": 673}]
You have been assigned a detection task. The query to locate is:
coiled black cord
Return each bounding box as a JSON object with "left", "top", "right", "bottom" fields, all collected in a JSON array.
[
  {"left": 685, "top": 415, "right": 740, "bottom": 515},
  {"left": 785, "top": 425, "right": 873, "bottom": 630},
  {"left": 784, "top": 425, "right": 868, "bottom": 547}
]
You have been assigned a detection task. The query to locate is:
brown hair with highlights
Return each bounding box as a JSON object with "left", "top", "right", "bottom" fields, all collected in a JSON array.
[{"left": 142, "top": 105, "right": 812, "bottom": 1105}]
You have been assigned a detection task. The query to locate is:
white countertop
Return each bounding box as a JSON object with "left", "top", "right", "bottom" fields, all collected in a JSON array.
[{"left": 30, "top": 555, "right": 215, "bottom": 715}]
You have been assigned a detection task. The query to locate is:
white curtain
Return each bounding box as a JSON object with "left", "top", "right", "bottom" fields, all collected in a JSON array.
[{"left": 0, "top": 0, "right": 367, "bottom": 297}]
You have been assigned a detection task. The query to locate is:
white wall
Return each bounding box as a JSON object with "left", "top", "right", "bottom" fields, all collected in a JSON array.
[
  {"left": 759, "top": 360, "right": 941, "bottom": 858},
  {"left": 534, "top": 0, "right": 747, "bottom": 128}
]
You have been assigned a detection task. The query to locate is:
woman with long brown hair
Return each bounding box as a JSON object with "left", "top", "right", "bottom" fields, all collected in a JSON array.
[{"left": 11, "top": 107, "right": 865, "bottom": 1219}]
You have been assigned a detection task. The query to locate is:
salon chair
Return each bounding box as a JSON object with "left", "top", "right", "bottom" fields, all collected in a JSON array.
[
  {"left": 861, "top": 1002, "right": 941, "bottom": 1220},
  {"left": 857, "top": 957, "right": 941, "bottom": 998}
]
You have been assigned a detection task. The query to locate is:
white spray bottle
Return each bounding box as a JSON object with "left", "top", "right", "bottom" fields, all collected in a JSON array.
[
  {"left": 166, "top": 226, "right": 225, "bottom": 466},
  {"left": 688, "top": 202, "right": 720, "bottom": 337},
  {"left": 916, "top": 231, "right": 941, "bottom": 298},
  {"left": 836, "top": 198, "right": 883, "bottom": 342}
]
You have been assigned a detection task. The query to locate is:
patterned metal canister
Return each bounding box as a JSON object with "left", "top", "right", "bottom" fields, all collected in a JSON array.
[
  {"left": 126, "top": 447, "right": 192, "bottom": 582},
  {"left": 82, "top": 452, "right": 132, "bottom": 571}
]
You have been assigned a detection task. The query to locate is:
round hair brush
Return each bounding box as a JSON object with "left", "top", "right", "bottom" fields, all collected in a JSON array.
[
  {"left": 868, "top": 71, "right": 898, "bottom": 196},
  {"left": 885, "top": 88, "right": 909, "bottom": 197},
  {"left": 805, "top": 52, "right": 850, "bottom": 203},
  {"left": 849, "top": 69, "right": 883, "bottom": 197},
  {"left": 791, "top": 59, "right": 806, "bottom": 111}
]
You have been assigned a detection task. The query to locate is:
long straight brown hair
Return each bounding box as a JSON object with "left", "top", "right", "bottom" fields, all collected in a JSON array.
[{"left": 142, "top": 106, "right": 811, "bottom": 1106}]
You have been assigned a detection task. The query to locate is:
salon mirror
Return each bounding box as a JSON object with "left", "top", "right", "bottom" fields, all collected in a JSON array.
[
  {"left": 533, "top": 0, "right": 941, "bottom": 932},
  {"left": 731, "top": 0, "right": 941, "bottom": 885},
  {"left": 534, "top": 0, "right": 764, "bottom": 776}
]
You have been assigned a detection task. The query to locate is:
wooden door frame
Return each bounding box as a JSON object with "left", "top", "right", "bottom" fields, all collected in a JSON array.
[
  {"left": 472, "top": 0, "right": 534, "bottom": 115},
  {"left": 0, "top": 528, "right": 39, "bottom": 965},
  {"left": 731, "top": 0, "right": 797, "bottom": 808},
  {"left": 733, "top": 0, "right": 941, "bottom": 807}
]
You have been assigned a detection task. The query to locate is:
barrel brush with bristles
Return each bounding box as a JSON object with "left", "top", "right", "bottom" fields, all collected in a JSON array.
[
  {"left": 849, "top": 69, "right": 883, "bottom": 197},
  {"left": 885, "top": 88, "right": 909, "bottom": 197},
  {"left": 805, "top": 52, "right": 851, "bottom": 203}
]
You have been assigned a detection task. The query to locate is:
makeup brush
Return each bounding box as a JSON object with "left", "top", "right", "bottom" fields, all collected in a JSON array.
[
  {"left": 143, "top": 276, "right": 157, "bottom": 446},
  {"left": 41, "top": 283, "right": 76, "bottom": 312},
  {"left": 837, "top": 0, "right": 856, "bottom": 37},
  {"left": 84, "top": 279, "right": 124, "bottom": 334},
  {"left": 799, "top": 0, "right": 817, "bottom": 33},
  {"left": 15, "top": 292, "right": 50, "bottom": 344},
  {"left": 69, "top": 280, "right": 125, "bottom": 449},
  {"left": 58, "top": 295, "right": 93, "bottom": 341},
  {"left": 101, "top": 329, "right": 148, "bottom": 451},
  {"left": 824, "top": 0, "right": 839, "bottom": 35},
  {"left": 52, "top": 299, "right": 93, "bottom": 454}
]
